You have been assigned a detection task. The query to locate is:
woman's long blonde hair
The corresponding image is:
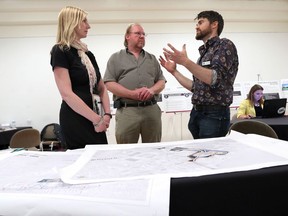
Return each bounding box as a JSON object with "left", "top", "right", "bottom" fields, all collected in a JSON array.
[{"left": 56, "top": 6, "right": 87, "bottom": 49}]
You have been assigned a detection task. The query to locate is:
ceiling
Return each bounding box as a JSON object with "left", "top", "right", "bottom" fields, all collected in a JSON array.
[
  {"left": 1, "top": 0, "right": 288, "bottom": 25},
  {"left": 0, "top": 0, "right": 287, "bottom": 37}
]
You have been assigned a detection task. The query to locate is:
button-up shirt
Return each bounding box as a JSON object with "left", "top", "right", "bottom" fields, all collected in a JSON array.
[{"left": 192, "top": 36, "right": 239, "bottom": 106}]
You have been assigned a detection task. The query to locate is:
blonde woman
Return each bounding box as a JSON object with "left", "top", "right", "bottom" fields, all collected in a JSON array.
[
  {"left": 237, "top": 84, "right": 264, "bottom": 119},
  {"left": 50, "top": 6, "right": 111, "bottom": 149}
]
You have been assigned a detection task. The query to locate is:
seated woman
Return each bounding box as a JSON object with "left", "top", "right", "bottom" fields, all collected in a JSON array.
[{"left": 237, "top": 84, "right": 264, "bottom": 119}]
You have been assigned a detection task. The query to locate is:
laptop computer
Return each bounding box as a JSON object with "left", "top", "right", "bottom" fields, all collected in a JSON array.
[{"left": 262, "top": 98, "right": 287, "bottom": 118}]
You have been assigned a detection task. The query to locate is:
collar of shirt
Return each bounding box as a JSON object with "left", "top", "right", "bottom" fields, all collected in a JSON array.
[
  {"left": 126, "top": 48, "right": 145, "bottom": 56},
  {"left": 198, "top": 36, "right": 220, "bottom": 54}
]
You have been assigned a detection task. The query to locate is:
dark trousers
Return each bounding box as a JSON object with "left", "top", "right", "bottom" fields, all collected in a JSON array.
[{"left": 188, "top": 107, "right": 230, "bottom": 139}]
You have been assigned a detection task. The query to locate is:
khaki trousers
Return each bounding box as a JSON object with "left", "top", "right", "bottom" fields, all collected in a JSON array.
[{"left": 115, "top": 104, "right": 162, "bottom": 144}]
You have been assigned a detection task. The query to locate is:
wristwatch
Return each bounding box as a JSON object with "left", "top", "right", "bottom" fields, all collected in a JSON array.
[{"left": 104, "top": 113, "right": 112, "bottom": 119}]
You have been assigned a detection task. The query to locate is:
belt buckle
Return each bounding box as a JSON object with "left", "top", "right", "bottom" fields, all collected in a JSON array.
[
  {"left": 146, "top": 101, "right": 154, "bottom": 106},
  {"left": 139, "top": 101, "right": 149, "bottom": 106}
]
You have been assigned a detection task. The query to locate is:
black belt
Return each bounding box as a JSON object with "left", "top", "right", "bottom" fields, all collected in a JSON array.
[
  {"left": 121, "top": 100, "right": 156, "bottom": 107},
  {"left": 193, "top": 105, "right": 228, "bottom": 111}
]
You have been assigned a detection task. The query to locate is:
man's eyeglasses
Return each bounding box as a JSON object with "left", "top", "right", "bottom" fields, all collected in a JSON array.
[{"left": 130, "top": 32, "right": 147, "bottom": 37}]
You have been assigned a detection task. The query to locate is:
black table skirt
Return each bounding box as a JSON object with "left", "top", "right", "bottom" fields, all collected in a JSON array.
[{"left": 170, "top": 165, "right": 288, "bottom": 216}]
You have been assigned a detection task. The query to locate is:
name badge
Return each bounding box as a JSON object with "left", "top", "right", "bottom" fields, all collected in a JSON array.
[{"left": 202, "top": 61, "right": 211, "bottom": 66}]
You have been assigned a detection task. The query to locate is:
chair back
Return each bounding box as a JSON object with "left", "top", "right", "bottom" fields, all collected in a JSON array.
[
  {"left": 10, "top": 128, "right": 41, "bottom": 149},
  {"left": 40, "top": 123, "right": 65, "bottom": 150},
  {"left": 229, "top": 120, "right": 278, "bottom": 139},
  {"left": 41, "top": 123, "right": 58, "bottom": 141}
]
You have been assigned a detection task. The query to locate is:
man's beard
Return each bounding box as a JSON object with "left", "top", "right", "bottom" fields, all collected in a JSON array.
[{"left": 195, "top": 28, "right": 211, "bottom": 40}]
